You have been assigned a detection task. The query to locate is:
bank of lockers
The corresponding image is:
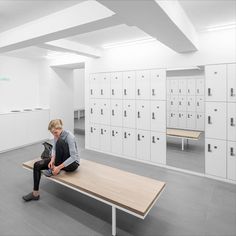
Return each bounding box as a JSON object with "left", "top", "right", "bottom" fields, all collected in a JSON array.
[
  {"left": 110, "top": 100, "right": 123, "bottom": 127},
  {"left": 136, "top": 70, "right": 150, "bottom": 100},
  {"left": 123, "top": 128, "right": 136, "bottom": 158},
  {"left": 150, "top": 69, "right": 166, "bottom": 100},
  {"left": 136, "top": 100, "right": 150, "bottom": 130},
  {"left": 123, "top": 100, "right": 136, "bottom": 128},
  {"left": 150, "top": 101, "right": 166, "bottom": 132},
  {"left": 227, "top": 64, "right": 236, "bottom": 102},
  {"left": 110, "top": 72, "right": 123, "bottom": 99},
  {"left": 205, "top": 138, "right": 227, "bottom": 178},
  {"left": 205, "top": 64, "right": 227, "bottom": 102},
  {"left": 111, "top": 127, "right": 123, "bottom": 155},
  {"left": 123, "top": 71, "right": 136, "bottom": 99},
  {"left": 136, "top": 130, "right": 150, "bottom": 161},
  {"left": 227, "top": 141, "right": 236, "bottom": 181},
  {"left": 227, "top": 103, "right": 236, "bottom": 141},
  {"left": 205, "top": 102, "right": 227, "bottom": 140},
  {"left": 150, "top": 132, "right": 166, "bottom": 164}
]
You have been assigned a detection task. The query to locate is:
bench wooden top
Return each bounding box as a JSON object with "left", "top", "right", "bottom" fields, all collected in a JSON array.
[
  {"left": 23, "top": 159, "right": 165, "bottom": 217},
  {"left": 167, "top": 128, "right": 201, "bottom": 139}
]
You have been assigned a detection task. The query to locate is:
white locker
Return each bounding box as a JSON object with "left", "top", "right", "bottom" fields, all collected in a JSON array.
[
  {"left": 110, "top": 100, "right": 123, "bottom": 127},
  {"left": 100, "top": 125, "right": 110, "bottom": 153},
  {"left": 170, "top": 80, "right": 179, "bottom": 95},
  {"left": 205, "top": 64, "right": 227, "bottom": 102},
  {"left": 178, "top": 96, "right": 187, "bottom": 111},
  {"left": 205, "top": 102, "right": 227, "bottom": 140},
  {"left": 227, "top": 102, "right": 236, "bottom": 141},
  {"left": 178, "top": 112, "right": 187, "bottom": 129},
  {"left": 89, "top": 74, "right": 100, "bottom": 98},
  {"left": 137, "top": 130, "right": 150, "bottom": 161},
  {"left": 136, "top": 101, "right": 150, "bottom": 130},
  {"left": 205, "top": 138, "right": 227, "bottom": 178},
  {"left": 187, "top": 96, "right": 196, "bottom": 112},
  {"left": 100, "top": 73, "right": 110, "bottom": 98},
  {"left": 123, "top": 71, "right": 136, "bottom": 99},
  {"left": 150, "top": 69, "right": 166, "bottom": 100},
  {"left": 187, "top": 79, "right": 196, "bottom": 96},
  {"left": 167, "top": 111, "right": 171, "bottom": 127},
  {"left": 196, "top": 79, "right": 204, "bottom": 96},
  {"left": 196, "top": 113, "right": 205, "bottom": 131},
  {"left": 170, "top": 95, "right": 178, "bottom": 111},
  {"left": 99, "top": 100, "right": 110, "bottom": 125},
  {"left": 89, "top": 99, "right": 99, "bottom": 123},
  {"left": 178, "top": 79, "right": 187, "bottom": 95},
  {"left": 151, "top": 132, "right": 166, "bottom": 164},
  {"left": 123, "top": 100, "right": 136, "bottom": 129},
  {"left": 136, "top": 70, "right": 150, "bottom": 100},
  {"left": 186, "top": 112, "right": 196, "bottom": 129},
  {"left": 167, "top": 96, "right": 171, "bottom": 111},
  {"left": 167, "top": 79, "right": 172, "bottom": 95},
  {"left": 227, "top": 141, "right": 236, "bottom": 181},
  {"left": 123, "top": 128, "right": 136, "bottom": 158},
  {"left": 227, "top": 64, "right": 236, "bottom": 102},
  {"left": 150, "top": 101, "right": 166, "bottom": 132},
  {"left": 196, "top": 96, "right": 204, "bottom": 113},
  {"left": 110, "top": 72, "right": 123, "bottom": 99},
  {"left": 111, "top": 127, "right": 123, "bottom": 155},
  {"left": 89, "top": 124, "right": 100, "bottom": 149},
  {"left": 169, "top": 112, "right": 178, "bottom": 128}
]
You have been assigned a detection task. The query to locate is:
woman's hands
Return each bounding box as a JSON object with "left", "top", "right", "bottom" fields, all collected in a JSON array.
[
  {"left": 52, "top": 166, "right": 60, "bottom": 176},
  {"left": 48, "top": 160, "right": 54, "bottom": 169}
]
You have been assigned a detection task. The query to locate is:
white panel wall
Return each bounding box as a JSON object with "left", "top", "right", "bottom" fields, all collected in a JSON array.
[{"left": 74, "top": 68, "right": 85, "bottom": 110}]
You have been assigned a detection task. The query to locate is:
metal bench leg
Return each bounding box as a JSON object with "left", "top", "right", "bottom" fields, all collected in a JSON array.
[
  {"left": 182, "top": 138, "right": 184, "bottom": 151},
  {"left": 112, "top": 206, "right": 116, "bottom": 236}
]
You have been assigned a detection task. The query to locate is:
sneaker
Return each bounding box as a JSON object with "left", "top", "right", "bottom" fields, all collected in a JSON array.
[
  {"left": 22, "top": 192, "right": 40, "bottom": 202},
  {"left": 42, "top": 169, "right": 53, "bottom": 177}
]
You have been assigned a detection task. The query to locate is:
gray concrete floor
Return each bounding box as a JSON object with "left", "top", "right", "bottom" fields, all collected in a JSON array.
[
  {"left": 0, "top": 134, "right": 235, "bottom": 236},
  {"left": 167, "top": 133, "right": 205, "bottom": 174}
]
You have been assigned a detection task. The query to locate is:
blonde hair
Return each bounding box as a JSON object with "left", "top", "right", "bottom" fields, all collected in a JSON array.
[{"left": 48, "top": 119, "right": 63, "bottom": 131}]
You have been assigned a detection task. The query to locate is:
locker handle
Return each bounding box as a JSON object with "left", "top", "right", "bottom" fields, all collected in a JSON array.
[
  {"left": 152, "top": 136, "right": 155, "bottom": 143},
  {"left": 101, "top": 89, "right": 103, "bottom": 95},
  {"left": 90, "top": 108, "right": 93, "bottom": 114},
  {"left": 90, "top": 89, "right": 93, "bottom": 95},
  {"left": 112, "top": 130, "right": 115, "bottom": 136},
  {"left": 208, "top": 88, "right": 212, "bottom": 96},
  {"left": 137, "top": 89, "right": 140, "bottom": 96},
  {"left": 90, "top": 127, "right": 93, "bottom": 133},
  {"left": 230, "top": 147, "right": 235, "bottom": 156},
  {"left": 101, "top": 129, "right": 103, "bottom": 135},
  {"left": 152, "top": 89, "right": 155, "bottom": 96},
  {"left": 138, "top": 134, "right": 140, "bottom": 141},
  {"left": 112, "top": 110, "right": 114, "bottom": 116},
  {"left": 208, "top": 144, "right": 212, "bottom": 152},
  {"left": 208, "top": 116, "right": 212, "bottom": 124},
  {"left": 230, "top": 118, "right": 235, "bottom": 126},
  {"left": 137, "top": 111, "right": 141, "bottom": 118},
  {"left": 112, "top": 89, "right": 114, "bottom": 95},
  {"left": 214, "top": 71, "right": 218, "bottom": 74},
  {"left": 152, "top": 112, "right": 155, "bottom": 120},
  {"left": 101, "top": 109, "right": 103, "bottom": 115},
  {"left": 124, "top": 110, "right": 127, "bottom": 117},
  {"left": 124, "top": 89, "right": 127, "bottom": 95},
  {"left": 230, "top": 88, "right": 235, "bottom": 97},
  {"left": 124, "top": 132, "right": 127, "bottom": 139}
]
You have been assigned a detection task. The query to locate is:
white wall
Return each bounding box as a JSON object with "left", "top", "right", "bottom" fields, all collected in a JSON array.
[
  {"left": 73, "top": 68, "right": 85, "bottom": 110},
  {"left": 0, "top": 55, "right": 40, "bottom": 112}
]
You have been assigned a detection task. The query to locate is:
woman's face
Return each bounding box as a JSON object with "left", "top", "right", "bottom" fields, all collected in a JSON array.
[{"left": 51, "top": 128, "right": 62, "bottom": 139}]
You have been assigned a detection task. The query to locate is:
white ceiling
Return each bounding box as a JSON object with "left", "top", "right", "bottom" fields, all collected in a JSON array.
[
  {"left": 0, "top": 0, "right": 81, "bottom": 33},
  {"left": 67, "top": 24, "right": 151, "bottom": 48},
  {"left": 179, "top": 0, "right": 236, "bottom": 31}
]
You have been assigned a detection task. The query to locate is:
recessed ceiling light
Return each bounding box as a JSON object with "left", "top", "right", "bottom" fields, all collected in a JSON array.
[{"left": 204, "top": 23, "right": 236, "bottom": 32}]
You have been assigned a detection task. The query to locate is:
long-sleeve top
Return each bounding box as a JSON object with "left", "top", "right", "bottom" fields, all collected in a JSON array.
[{"left": 51, "top": 130, "right": 80, "bottom": 167}]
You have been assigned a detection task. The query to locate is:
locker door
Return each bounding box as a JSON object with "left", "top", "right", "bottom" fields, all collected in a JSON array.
[
  {"left": 123, "top": 128, "right": 136, "bottom": 158},
  {"left": 89, "top": 124, "right": 100, "bottom": 149},
  {"left": 167, "top": 96, "right": 171, "bottom": 111},
  {"left": 100, "top": 73, "right": 110, "bottom": 98},
  {"left": 136, "top": 100, "right": 150, "bottom": 130},
  {"left": 110, "top": 72, "right": 123, "bottom": 99},
  {"left": 205, "top": 102, "right": 227, "bottom": 140},
  {"left": 100, "top": 125, "right": 110, "bottom": 153},
  {"left": 89, "top": 99, "right": 98, "bottom": 123},
  {"left": 178, "top": 96, "right": 187, "bottom": 111},
  {"left": 170, "top": 95, "right": 178, "bottom": 111},
  {"left": 170, "top": 80, "right": 179, "bottom": 95},
  {"left": 205, "top": 64, "right": 227, "bottom": 102},
  {"left": 227, "top": 64, "right": 236, "bottom": 102},
  {"left": 227, "top": 141, "right": 236, "bottom": 181},
  {"left": 111, "top": 127, "right": 123, "bottom": 155},
  {"left": 136, "top": 70, "right": 150, "bottom": 100},
  {"left": 196, "top": 79, "right": 204, "bottom": 96},
  {"left": 99, "top": 100, "right": 110, "bottom": 125},
  {"left": 227, "top": 103, "right": 236, "bottom": 141},
  {"left": 123, "top": 71, "right": 136, "bottom": 99},
  {"left": 205, "top": 138, "right": 227, "bottom": 178},
  {"left": 89, "top": 74, "right": 100, "bottom": 98},
  {"left": 123, "top": 100, "right": 136, "bottom": 128},
  {"left": 196, "top": 96, "right": 204, "bottom": 113},
  {"left": 167, "top": 111, "right": 171, "bottom": 127},
  {"left": 167, "top": 79, "right": 172, "bottom": 96},
  {"left": 111, "top": 100, "right": 123, "bottom": 127},
  {"left": 187, "top": 79, "right": 196, "bottom": 96},
  {"left": 178, "top": 112, "right": 187, "bottom": 129},
  {"left": 178, "top": 79, "right": 187, "bottom": 95},
  {"left": 170, "top": 112, "right": 178, "bottom": 128},
  {"left": 196, "top": 113, "right": 205, "bottom": 131},
  {"left": 150, "top": 101, "right": 166, "bottom": 132},
  {"left": 150, "top": 69, "right": 166, "bottom": 100},
  {"left": 186, "top": 112, "right": 196, "bottom": 129},
  {"left": 137, "top": 130, "right": 150, "bottom": 161},
  {"left": 151, "top": 132, "right": 166, "bottom": 164},
  {"left": 187, "top": 96, "right": 196, "bottom": 112}
]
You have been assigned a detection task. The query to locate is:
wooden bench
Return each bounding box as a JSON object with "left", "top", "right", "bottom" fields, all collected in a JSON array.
[
  {"left": 23, "top": 159, "right": 166, "bottom": 236},
  {"left": 167, "top": 128, "right": 202, "bottom": 151}
]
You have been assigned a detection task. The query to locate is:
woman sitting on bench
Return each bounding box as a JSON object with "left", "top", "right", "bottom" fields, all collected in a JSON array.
[{"left": 23, "top": 119, "right": 80, "bottom": 201}]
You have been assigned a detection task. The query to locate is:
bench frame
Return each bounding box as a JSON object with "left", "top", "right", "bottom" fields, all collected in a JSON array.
[
  {"left": 167, "top": 135, "right": 199, "bottom": 151},
  {"left": 23, "top": 165, "right": 164, "bottom": 236}
]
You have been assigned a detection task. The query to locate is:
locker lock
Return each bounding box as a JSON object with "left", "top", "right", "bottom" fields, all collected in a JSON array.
[
  {"left": 230, "top": 118, "right": 235, "bottom": 126},
  {"left": 230, "top": 147, "right": 235, "bottom": 156}
]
